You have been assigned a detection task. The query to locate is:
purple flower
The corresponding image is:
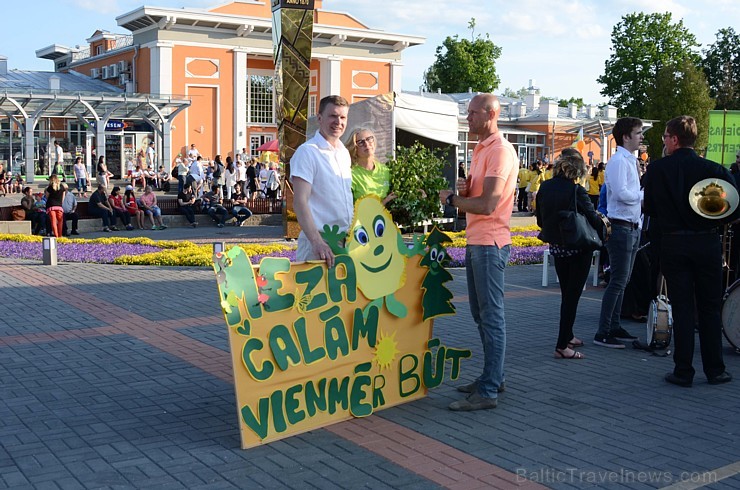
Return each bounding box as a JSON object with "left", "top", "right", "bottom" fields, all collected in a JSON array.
[
  {"left": 0, "top": 241, "right": 161, "bottom": 264},
  {"left": 511, "top": 230, "right": 541, "bottom": 238},
  {"left": 509, "top": 245, "right": 548, "bottom": 265},
  {"left": 249, "top": 249, "right": 298, "bottom": 264},
  {"left": 442, "top": 245, "right": 546, "bottom": 268}
]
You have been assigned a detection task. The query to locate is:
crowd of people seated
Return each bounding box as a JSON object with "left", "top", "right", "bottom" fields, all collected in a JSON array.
[
  {"left": 0, "top": 163, "right": 24, "bottom": 196},
  {"left": 10, "top": 149, "right": 279, "bottom": 234}
]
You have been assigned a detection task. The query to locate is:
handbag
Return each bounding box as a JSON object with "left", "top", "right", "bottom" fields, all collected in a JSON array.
[
  {"left": 557, "top": 185, "right": 603, "bottom": 250},
  {"left": 11, "top": 208, "right": 26, "bottom": 221}
]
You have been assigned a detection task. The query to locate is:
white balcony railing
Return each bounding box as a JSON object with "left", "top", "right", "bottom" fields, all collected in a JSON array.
[{"left": 71, "top": 35, "right": 133, "bottom": 62}]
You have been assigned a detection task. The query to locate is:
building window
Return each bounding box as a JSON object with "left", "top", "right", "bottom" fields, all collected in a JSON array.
[
  {"left": 248, "top": 75, "right": 275, "bottom": 124},
  {"left": 95, "top": 45, "right": 103, "bottom": 56},
  {"left": 309, "top": 95, "right": 317, "bottom": 117},
  {"left": 68, "top": 122, "right": 86, "bottom": 147},
  {"left": 250, "top": 134, "right": 274, "bottom": 159}
]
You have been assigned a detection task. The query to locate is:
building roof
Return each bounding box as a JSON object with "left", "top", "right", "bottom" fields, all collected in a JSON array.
[
  {"left": 0, "top": 69, "right": 122, "bottom": 93},
  {"left": 114, "top": 4, "right": 424, "bottom": 50},
  {"left": 0, "top": 69, "right": 189, "bottom": 122}
]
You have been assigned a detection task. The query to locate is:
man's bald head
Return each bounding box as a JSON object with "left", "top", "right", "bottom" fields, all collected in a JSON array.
[
  {"left": 467, "top": 93, "right": 501, "bottom": 138},
  {"left": 475, "top": 93, "right": 501, "bottom": 116}
]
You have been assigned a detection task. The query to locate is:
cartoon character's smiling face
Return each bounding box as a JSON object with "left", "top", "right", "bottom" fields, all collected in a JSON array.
[{"left": 347, "top": 196, "right": 407, "bottom": 300}]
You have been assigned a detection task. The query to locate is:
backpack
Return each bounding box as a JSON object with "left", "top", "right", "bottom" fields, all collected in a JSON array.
[
  {"left": 267, "top": 170, "right": 279, "bottom": 191},
  {"left": 171, "top": 166, "right": 179, "bottom": 178}
]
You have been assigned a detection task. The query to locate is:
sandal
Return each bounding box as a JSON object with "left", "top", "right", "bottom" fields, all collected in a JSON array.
[
  {"left": 568, "top": 338, "right": 584, "bottom": 348},
  {"left": 554, "top": 349, "right": 585, "bottom": 359}
]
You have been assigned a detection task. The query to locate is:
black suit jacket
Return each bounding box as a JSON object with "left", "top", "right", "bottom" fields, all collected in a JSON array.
[
  {"left": 536, "top": 175, "right": 604, "bottom": 246},
  {"left": 643, "top": 148, "right": 739, "bottom": 233}
]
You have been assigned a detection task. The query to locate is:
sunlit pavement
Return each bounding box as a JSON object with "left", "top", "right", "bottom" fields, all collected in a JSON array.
[{"left": 2, "top": 248, "right": 740, "bottom": 489}]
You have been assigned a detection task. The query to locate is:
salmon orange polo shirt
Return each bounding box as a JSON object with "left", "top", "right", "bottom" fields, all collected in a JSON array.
[{"left": 465, "top": 131, "right": 519, "bottom": 247}]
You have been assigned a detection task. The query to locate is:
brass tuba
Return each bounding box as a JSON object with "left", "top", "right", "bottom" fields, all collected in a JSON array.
[{"left": 688, "top": 178, "right": 739, "bottom": 220}]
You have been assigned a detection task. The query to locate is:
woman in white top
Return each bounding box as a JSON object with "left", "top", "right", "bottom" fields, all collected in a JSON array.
[
  {"left": 72, "top": 157, "right": 90, "bottom": 197},
  {"left": 131, "top": 165, "right": 146, "bottom": 190},
  {"left": 235, "top": 160, "right": 247, "bottom": 196},
  {"left": 224, "top": 157, "right": 237, "bottom": 200}
]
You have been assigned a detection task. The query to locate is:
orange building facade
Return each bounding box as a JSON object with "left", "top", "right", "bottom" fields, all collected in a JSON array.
[{"left": 38, "top": 0, "right": 423, "bottom": 173}]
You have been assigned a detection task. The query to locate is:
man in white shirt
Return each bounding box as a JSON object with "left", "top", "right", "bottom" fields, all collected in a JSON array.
[
  {"left": 146, "top": 142, "right": 156, "bottom": 169},
  {"left": 290, "top": 95, "right": 353, "bottom": 267},
  {"left": 187, "top": 156, "right": 205, "bottom": 197},
  {"left": 594, "top": 117, "right": 644, "bottom": 348},
  {"left": 52, "top": 140, "right": 66, "bottom": 181},
  {"left": 187, "top": 144, "right": 200, "bottom": 161}
]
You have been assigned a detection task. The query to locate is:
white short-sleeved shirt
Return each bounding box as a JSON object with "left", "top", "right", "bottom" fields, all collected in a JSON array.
[
  {"left": 147, "top": 146, "right": 156, "bottom": 166},
  {"left": 290, "top": 132, "right": 353, "bottom": 260},
  {"left": 55, "top": 145, "right": 64, "bottom": 163},
  {"left": 235, "top": 163, "right": 247, "bottom": 181}
]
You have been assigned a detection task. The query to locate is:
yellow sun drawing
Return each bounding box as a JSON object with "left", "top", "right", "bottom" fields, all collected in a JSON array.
[{"left": 373, "top": 330, "right": 400, "bottom": 371}]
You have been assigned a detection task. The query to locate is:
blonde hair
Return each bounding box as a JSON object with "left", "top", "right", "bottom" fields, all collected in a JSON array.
[
  {"left": 345, "top": 127, "right": 374, "bottom": 163},
  {"left": 49, "top": 174, "right": 61, "bottom": 191},
  {"left": 553, "top": 148, "right": 587, "bottom": 181}
]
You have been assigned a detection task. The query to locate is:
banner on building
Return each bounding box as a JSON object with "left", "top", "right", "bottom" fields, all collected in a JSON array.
[
  {"left": 212, "top": 197, "right": 468, "bottom": 448},
  {"left": 706, "top": 110, "right": 740, "bottom": 166}
]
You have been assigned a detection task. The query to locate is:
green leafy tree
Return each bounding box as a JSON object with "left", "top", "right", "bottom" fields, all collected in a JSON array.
[
  {"left": 424, "top": 18, "right": 502, "bottom": 93},
  {"left": 598, "top": 12, "right": 700, "bottom": 117},
  {"left": 645, "top": 60, "right": 715, "bottom": 159},
  {"left": 501, "top": 87, "right": 531, "bottom": 99},
  {"left": 558, "top": 97, "right": 585, "bottom": 108},
  {"left": 386, "top": 143, "right": 448, "bottom": 229},
  {"left": 702, "top": 27, "right": 740, "bottom": 110}
]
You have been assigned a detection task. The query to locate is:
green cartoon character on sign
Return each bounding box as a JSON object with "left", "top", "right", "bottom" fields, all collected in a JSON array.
[
  {"left": 321, "top": 195, "right": 424, "bottom": 318},
  {"left": 420, "top": 227, "right": 456, "bottom": 321}
]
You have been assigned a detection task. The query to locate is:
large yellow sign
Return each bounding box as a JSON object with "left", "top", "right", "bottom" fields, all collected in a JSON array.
[{"left": 213, "top": 196, "right": 469, "bottom": 448}]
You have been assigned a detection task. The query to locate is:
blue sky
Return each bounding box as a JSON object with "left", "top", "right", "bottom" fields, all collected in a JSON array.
[{"left": 2, "top": 0, "right": 737, "bottom": 104}]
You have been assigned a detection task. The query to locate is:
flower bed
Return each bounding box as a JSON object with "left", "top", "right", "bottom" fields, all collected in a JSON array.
[{"left": 0, "top": 226, "right": 547, "bottom": 267}]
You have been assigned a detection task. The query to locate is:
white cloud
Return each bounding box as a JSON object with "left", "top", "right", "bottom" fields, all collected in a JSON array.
[{"left": 623, "top": 0, "right": 689, "bottom": 17}]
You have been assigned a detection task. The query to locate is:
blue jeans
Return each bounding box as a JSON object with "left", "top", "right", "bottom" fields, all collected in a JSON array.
[
  {"left": 597, "top": 224, "right": 639, "bottom": 336},
  {"left": 466, "top": 244, "right": 510, "bottom": 398},
  {"left": 232, "top": 206, "right": 253, "bottom": 222}
]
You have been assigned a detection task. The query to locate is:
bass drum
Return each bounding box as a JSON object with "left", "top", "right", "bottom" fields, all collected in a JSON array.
[{"left": 722, "top": 280, "right": 740, "bottom": 351}]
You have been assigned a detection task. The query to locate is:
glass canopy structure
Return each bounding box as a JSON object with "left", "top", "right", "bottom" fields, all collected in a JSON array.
[{"left": 0, "top": 87, "right": 190, "bottom": 182}]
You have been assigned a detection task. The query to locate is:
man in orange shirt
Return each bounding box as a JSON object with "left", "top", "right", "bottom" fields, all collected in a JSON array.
[{"left": 440, "top": 93, "right": 519, "bottom": 411}]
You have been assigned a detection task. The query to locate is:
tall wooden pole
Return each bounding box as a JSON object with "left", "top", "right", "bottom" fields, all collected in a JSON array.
[{"left": 271, "top": 0, "right": 314, "bottom": 238}]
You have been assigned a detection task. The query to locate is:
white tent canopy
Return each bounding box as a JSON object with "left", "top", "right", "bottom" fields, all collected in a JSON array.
[
  {"left": 305, "top": 92, "right": 459, "bottom": 161},
  {"left": 393, "top": 92, "right": 460, "bottom": 146}
]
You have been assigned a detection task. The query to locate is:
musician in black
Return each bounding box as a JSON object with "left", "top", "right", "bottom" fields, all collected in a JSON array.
[{"left": 642, "top": 115, "right": 739, "bottom": 387}]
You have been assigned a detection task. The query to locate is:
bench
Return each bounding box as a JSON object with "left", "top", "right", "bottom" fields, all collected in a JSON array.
[
  {"left": 0, "top": 197, "right": 283, "bottom": 235},
  {"left": 75, "top": 197, "right": 280, "bottom": 220},
  {"left": 0, "top": 221, "right": 31, "bottom": 234}
]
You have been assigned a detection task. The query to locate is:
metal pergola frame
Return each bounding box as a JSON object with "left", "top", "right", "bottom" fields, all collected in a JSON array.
[{"left": 0, "top": 89, "right": 190, "bottom": 183}]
